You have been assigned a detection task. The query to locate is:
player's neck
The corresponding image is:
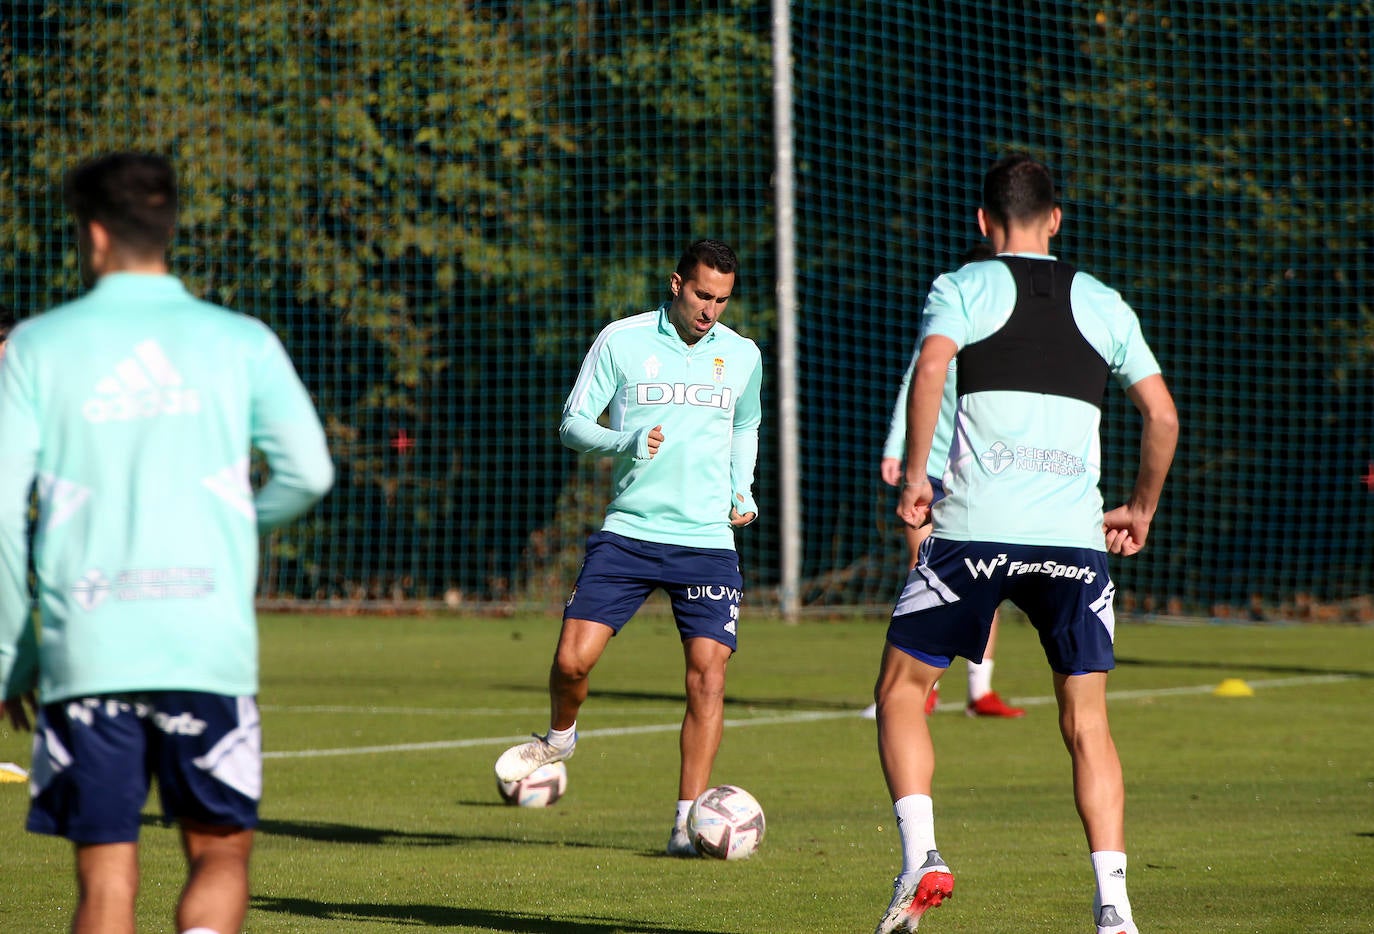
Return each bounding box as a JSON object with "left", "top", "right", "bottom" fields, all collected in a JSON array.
[
  {"left": 100, "top": 257, "right": 170, "bottom": 276},
  {"left": 994, "top": 231, "right": 1052, "bottom": 255},
  {"left": 982, "top": 207, "right": 1059, "bottom": 256}
]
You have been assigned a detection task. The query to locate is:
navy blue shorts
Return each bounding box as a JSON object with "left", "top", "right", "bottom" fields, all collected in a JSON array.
[
  {"left": 565, "top": 530, "right": 742, "bottom": 651},
  {"left": 887, "top": 539, "right": 1117, "bottom": 674},
  {"left": 27, "top": 692, "right": 262, "bottom": 844}
]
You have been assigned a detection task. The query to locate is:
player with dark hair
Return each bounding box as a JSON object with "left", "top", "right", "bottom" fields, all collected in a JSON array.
[
  {"left": 872, "top": 241, "right": 1024, "bottom": 720},
  {"left": 872, "top": 154, "right": 1178, "bottom": 934},
  {"left": 495, "top": 238, "right": 763, "bottom": 856},
  {"left": 0, "top": 152, "right": 335, "bottom": 934}
]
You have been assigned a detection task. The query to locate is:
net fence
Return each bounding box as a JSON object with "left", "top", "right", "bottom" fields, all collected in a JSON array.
[{"left": 3, "top": 1, "right": 1370, "bottom": 619}]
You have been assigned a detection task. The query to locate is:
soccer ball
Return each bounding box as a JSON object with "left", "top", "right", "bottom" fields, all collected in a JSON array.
[
  {"left": 687, "top": 784, "right": 765, "bottom": 860},
  {"left": 496, "top": 762, "right": 568, "bottom": 807}
]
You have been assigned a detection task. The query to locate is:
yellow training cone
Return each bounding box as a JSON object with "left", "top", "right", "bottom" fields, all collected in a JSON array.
[{"left": 1213, "top": 678, "right": 1255, "bottom": 698}]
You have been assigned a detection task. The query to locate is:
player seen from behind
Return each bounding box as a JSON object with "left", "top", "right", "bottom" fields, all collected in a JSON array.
[
  {"left": 872, "top": 154, "right": 1178, "bottom": 934},
  {"left": 0, "top": 152, "right": 334, "bottom": 934}
]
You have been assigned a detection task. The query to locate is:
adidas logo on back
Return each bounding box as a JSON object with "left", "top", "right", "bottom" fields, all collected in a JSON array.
[{"left": 82, "top": 340, "right": 200, "bottom": 423}]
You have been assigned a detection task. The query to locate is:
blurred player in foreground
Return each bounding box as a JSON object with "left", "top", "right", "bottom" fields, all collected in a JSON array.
[
  {"left": 495, "top": 239, "right": 762, "bottom": 857},
  {"left": 0, "top": 152, "right": 334, "bottom": 934},
  {"left": 869, "top": 241, "right": 1024, "bottom": 720},
  {"left": 872, "top": 154, "right": 1178, "bottom": 934}
]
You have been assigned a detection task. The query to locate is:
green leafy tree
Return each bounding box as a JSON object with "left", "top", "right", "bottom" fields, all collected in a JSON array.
[
  {"left": 2, "top": 2, "right": 777, "bottom": 602},
  {"left": 2, "top": 1, "right": 585, "bottom": 598}
]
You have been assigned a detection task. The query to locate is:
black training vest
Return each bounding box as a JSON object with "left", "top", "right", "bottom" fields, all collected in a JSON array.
[{"left": 955, "top": 256, "right": 1110, "bottom": 408}]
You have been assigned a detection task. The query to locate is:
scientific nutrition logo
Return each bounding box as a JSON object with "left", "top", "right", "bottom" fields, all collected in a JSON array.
[
  {"left": 979, "top": 441, "right": 1086, "bottom": 477},
  {"left": 72, "top": 569, "right": 111, "bottom": 610},
  {"left": 71, "top": 567, "right": 216, "bottom": 609},
  {"left": 980, "top": 441, "right": 1015, "bottom": 474}
]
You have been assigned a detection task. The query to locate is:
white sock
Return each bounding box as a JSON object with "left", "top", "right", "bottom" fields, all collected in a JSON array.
[
  {"left": 967, "top": 658, "right": 993, "bottom": 701},
  {"left": 181, "top": 928, "right": 222, "bottom": 934},
  {"left": 674, "top": 799, "right": 692, "bottom": 828},
  {"left": 1091, "top": 850, "right": 1131, "bottom": 917},
  {"left": 893, "top": 794, "right": 938, "bottom": 881},
  {"left": 547, "top": 723, "right": 576, "bottom": 749}
]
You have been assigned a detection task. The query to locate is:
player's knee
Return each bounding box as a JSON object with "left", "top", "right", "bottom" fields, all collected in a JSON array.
[
  {"left": 552, "top": 646, "right": 596, "bottom": 682},
  {"left": 181, "top": 824, "right": 254, "bottom": 864},
  {"left": 684, "top": 663, "right": 727, "bottom": 702},
  {"left": 1057, "top": 709, "right": 1111, "bottom": 750}
]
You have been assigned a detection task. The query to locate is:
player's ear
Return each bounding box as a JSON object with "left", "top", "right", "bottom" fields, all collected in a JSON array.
[
  {"left": 86, "top": 220, "right": 111, "bottom": 257},
  {"left": 1047, "top": 206, "right": 1062, "bottom": 237},
  {"left": 669, "top": 272, "right": 682, "bottom": 296}
]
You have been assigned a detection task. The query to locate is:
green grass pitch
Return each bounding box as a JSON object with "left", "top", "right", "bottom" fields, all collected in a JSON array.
[{"left": 1, "top": 610, "right": 1370, "bottom": 932}]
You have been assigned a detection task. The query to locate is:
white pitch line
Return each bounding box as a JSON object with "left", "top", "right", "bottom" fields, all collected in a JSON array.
[
  {"left": 261, "top": 674, "right": 1356, "bottom": 761},
  {"left": 1011, "top": 672, "right": 1355, "bottom": 707},
  {"left": 257, "top": 705, "right": 551, "bottom": 716},
  {"left": 262, "top": 710, "right": 855, "bottom": 760},
  {"left": 257, "top": 704, "right": 688, "bottom": 717}
]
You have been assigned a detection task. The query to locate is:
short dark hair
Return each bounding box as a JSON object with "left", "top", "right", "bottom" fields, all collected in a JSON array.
[
  {"left": 63, "top": 152, "right": 178, "bottom": 255},
  {"left": 982, "top": 154, "right": 1056, "bottom": 226},
  {"left": 676, "top": 239, "right": 739, "bottom": 281},
  {"left": 0, "top": 306, "right": 13, "bottom": 343}
]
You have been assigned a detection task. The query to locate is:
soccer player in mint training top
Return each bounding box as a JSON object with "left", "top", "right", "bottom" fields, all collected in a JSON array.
[
  {"left": 0, "top": 153, "right": 334, "bottom": 934},
  {"left": 495, "top": 239, "right": 762, "bottom": 857},
  {"left": 872, "top": 155, "right": 1178, "bottom": 934}
]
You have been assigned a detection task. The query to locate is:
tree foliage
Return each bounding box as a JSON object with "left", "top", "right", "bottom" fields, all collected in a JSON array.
[
  {"left": 1, "top": 1, "right": 774, "bottom": 600},
  {"left": 2, "top": 1, "right": 1367, "bottom": 608}
]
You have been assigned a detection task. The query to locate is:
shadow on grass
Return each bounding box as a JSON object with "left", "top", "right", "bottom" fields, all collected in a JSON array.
[
  {"left": 1114, "top": 656, "right": 1373, "bottom": 679},
  {"left": 251, "top": 817, "right": 724, "bottom": 860},
  {"left": 243, "top": 817, "right": 604, "bottom": 850},
  {"left": 252, "top": 895, "right": 739, "bottom": 933},
  {"left": 142, "top": 814, "right": 661, "bottom": 854}
]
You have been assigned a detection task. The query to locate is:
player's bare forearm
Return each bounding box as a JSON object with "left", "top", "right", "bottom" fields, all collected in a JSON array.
[
  {"left": 1125, "top": 374, "right": 1179, "bottom": 516},
  {"left": 1105, "top": 377, "right": 1177, "bottom": 557},
  {"left": 903, "top": 336, "right": 956, "bottom": 486}
]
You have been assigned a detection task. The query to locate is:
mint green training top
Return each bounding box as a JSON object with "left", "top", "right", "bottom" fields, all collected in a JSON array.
[
  {"left": 560, "top": 303, "right": 763, "bottom": 549},
  {"left": 923, "top": 255, "right": 1162, "bottom": 549},
  {"left": 0, "top": 273, "right": 334, "bottom": 703}
]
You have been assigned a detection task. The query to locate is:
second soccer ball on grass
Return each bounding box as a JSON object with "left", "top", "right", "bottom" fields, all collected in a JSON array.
[{"left": 687, "top": 784, "right": 766, "bottom": 860}]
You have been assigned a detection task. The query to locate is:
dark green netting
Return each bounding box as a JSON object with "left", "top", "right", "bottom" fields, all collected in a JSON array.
[{"left": 3, "top": 2, "right": 1369, "bottom": 617}]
